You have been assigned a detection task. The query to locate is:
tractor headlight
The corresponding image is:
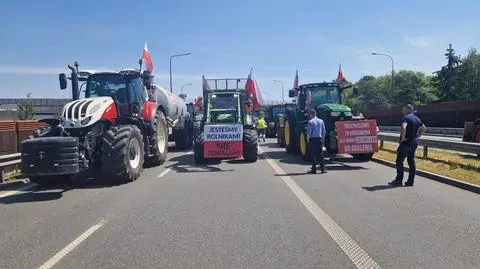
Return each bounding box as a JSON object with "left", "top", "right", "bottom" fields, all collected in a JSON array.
[
  {"left": 330, "top": 112, "right": 341, "bottom": 117},
  {"left": 81, "top": 116, "right": 92, "bottom": 126},
  {"left": 344, "top": 111, "right": 352, "bottom": 116}
]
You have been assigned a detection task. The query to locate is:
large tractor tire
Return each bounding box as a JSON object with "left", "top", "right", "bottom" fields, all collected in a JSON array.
[
  {"left": 193, "top": 129, "right": 206, "bottom": 164},
  {"left": 174, "top": 121, "right": 193, "bottom": 150},
  {"left": 146, "top": 110, "right": 168, "bottom": 167},
  {"left": 284, "top": 115, "right": 298, "bottom": 154},
  {"left": 243, "top": 129, "right": 258, "bottom": 162},
  {"left": 101, "top": 125, "right": 145, "bottom": 183},
  {"left": 352, "top": 153, "right": 374, "bottom": 162},
  {"left": 299, "top": 130, "right": 310, "bottom": 162}
]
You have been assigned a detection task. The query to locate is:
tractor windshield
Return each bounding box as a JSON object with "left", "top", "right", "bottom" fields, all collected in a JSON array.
[
  {"left": 304, "top": 86, "right": 341, "bottom": 107},
  {"left": 85, "top": 74, "right": 147, "bottom": 104},
  {"left": 207, "top": 93, "right": 240, "bottom": 123},
  {"left": 271, "top": 106, "right": 284, "bottom": 116}
]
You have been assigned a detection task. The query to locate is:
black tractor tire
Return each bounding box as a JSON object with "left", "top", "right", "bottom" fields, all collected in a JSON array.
[
  {"left": 174, "top": 122, "right": 193, "bottom": 150},
  {"left": 194, "top": 130, "right": 206, "bottom": 164},
  {"left": 352, "top": 153, "right": 374, "bottom": 161},
  {"left": 146, "top": 110, "right": 168, "bottom": 167},
  {"left": 29, "top": 175, "right": 72, "bottom": 187},
  {"left": 243, "top": 129, "right": 258, "bottom": 162},
  {"left": 101, "top": 125, "right": 145, "bottom": 183},
  {"left": 284, "top": 115, "right": 298, "bottom": 154}
]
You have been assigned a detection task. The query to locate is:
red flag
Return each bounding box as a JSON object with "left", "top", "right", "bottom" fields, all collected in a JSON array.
[
  {"left": 245, "top": 68, "right": 264, "bottom": 110},
  {"left": 337, "top": 64, "right": 345, "bottom": 83},
  {"left": 142, "top": 41, "right": 154, "bottom": 73},
  {"left": 293, "top": 69, "right": 299, "bottom": 97},
  {"left": 194, "top": 97, "right": 202, "bottom": 111}
]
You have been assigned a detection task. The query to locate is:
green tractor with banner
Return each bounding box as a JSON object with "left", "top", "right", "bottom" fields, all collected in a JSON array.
[
  {"left": 193, "top": 76, "right": 258, "bottom": 164},
  {"left": 283, "top": 82, "right": 378, "bottom": 161}
]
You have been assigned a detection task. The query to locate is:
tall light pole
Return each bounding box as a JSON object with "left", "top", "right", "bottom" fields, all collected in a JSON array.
[
  {"left": 371, "top": 52, "right": 394, "bottom": 100},
  {"left": 273, "top": 80, "right": 285, "bottom": 104},
  {"left": 170, "top": 53, "right": 191, "bottom": 93}
]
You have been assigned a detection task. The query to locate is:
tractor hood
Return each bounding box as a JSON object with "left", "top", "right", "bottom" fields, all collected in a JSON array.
[
  {"left": 318, "top": 103, "right": 351, "bottom": 112},
  {"left": 61, "top": 97, "right": 115, "bottom": 128}
]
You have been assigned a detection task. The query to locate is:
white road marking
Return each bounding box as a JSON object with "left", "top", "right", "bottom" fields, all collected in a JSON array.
[
  {"left": 157, "top": 168, "right": 172, "bottom": 178},
  {"left": 0, "top": 183, "right": 38, "bottom": 198},
  {"left": 260, "top": 148, "right": 382, "bottom": 269},
  {"left": 37, "top": 218, "right": 108, "bottom": 269}
]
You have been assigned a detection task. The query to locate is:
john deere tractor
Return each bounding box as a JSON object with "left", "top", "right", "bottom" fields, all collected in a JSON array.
[
  {"left": 193, "top": 76, "right": 258, "bottom": 164},
  {"left": 283, "top": 82, "right": 377, "bottom": 161}
]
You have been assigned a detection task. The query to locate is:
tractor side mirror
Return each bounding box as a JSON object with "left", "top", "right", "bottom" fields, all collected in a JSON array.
[
  {"left": 288, "top": 89, "right": 295, "bottom": 98},
  {"left": 352, "top": 87, "right": 360, "bottom": 96},
  {"left": 59, "top": 73, "right": 67, "bottom": 90}
]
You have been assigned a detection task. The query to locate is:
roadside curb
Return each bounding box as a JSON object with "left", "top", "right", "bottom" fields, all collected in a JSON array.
[
  {"left": 0, "top": 178, "right": 31, "bottom": 191},
  {"left": 372, "top": 157, "right": 480, "bottom": 194}
]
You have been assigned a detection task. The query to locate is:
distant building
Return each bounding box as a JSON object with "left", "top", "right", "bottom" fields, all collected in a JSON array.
[{"left": 0, "top": 98, "right": 71, "bottom": 120}]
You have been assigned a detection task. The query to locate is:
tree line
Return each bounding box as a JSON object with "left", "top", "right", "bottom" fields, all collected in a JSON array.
[{"left": 342, "top": 44, "right": 480, "bottom": 114}]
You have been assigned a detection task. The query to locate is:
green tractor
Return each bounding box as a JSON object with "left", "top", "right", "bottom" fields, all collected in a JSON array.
[
  {"left": 265, "top": 103, "right": 296, "bottom": 139},
  {"left": 283, "top": 82, "right": 378, "bottom": 161},
  {"left": 193, "top": 76, "right": 258, "bottom": 164}
]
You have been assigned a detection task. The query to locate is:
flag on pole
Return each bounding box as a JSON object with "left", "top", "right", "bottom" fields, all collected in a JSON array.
[
  {"left": 142, "top": 41, "right": 154, "bottom": 73},
  {"left": 337, "top": 64, "right": 345, "bottom": 83},
  {"left": 245, "top": 68, "right": 264, "bottom": 110},
  {"left": 293, "top": 69, "right": 299, "bottom": 97}
]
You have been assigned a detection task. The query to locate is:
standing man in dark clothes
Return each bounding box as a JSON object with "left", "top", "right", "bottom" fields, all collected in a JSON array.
[
  {"left": 389, "top": 104, "right": 427, "bottom": 186},
  {"left": 307, "top": 109, "right": 327, "bottom": 174}
]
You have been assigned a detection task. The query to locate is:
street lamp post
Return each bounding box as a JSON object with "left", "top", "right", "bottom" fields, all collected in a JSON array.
[
  {"left": 170, "top": 53, "right": 191, "bottom": 93},
  {"left": 273, "top": 80, "right": 285, "bottom": 104},
  {"left": 371, "top": 52, "right": 395, "bottom": 100}
]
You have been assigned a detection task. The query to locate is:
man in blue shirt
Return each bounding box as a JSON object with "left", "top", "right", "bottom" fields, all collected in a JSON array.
[
  {"left": 307, "top": 109, "right": 327, "bottom": 174},
  {"left": 389, "top": 104, "right": 427, "bottom": 187}
]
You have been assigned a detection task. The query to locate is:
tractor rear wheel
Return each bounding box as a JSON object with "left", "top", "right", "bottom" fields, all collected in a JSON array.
[
  {"left": 243, "top": 129, "right": 258, "bottom": 162},
  {"left": 146, "top": 110, "right": 168, "bottom": 167},
  {"left": 193, "top": 129, "right": 206, "bottom": 164},
  {"left": 101, "top": 125, "right": 144, "bottom": 183},
  {"left": 174, "top": 122, "right": 193, "bottom": 150}
]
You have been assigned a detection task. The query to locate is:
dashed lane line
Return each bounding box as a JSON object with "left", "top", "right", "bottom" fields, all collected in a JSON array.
[
  {"left": 157, "top": 168, "right": 172, "bottom": 178},
  {"left": 37, "top": 218, "right": 108, "bottom": 269},
  {"left": 259, "top": 148, "right": 382, "bottom": 269}
]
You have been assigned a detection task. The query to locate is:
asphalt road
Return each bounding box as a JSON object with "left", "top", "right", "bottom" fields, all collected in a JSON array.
[{"left": 0, "top": 140, "right": 479, "bottom": 269}]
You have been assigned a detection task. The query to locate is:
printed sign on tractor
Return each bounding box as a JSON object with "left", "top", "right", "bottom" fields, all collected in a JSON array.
[
  {"left": 336, "top": 120, "right": 379, "bottom": 154},
  {"left": 204, "top": 124, "right": 244, "bottom": 158}
]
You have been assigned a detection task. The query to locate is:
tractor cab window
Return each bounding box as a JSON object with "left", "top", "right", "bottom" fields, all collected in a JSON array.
[
  {"left": 305, "top": 86, "right": 341, "bottom": 108},
  {"left": 207, "top": 93, "right": 240, "bottom": 123}
]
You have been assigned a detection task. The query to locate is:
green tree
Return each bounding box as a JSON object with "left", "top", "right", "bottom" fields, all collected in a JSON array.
[
  {"left": 354, "top": 76, "right": 389, "bottom": 112},
  {"left": 433, "top": 44, "right": 461, "bottom": 101},
  {"left": 455, "top": 48, "right": 480, "bottom": 100},
  {"left": 17, "top": 100, "right": 35, "bottom": 120}
]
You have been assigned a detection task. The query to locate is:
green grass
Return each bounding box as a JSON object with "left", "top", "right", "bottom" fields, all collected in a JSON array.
[{"left": 375, "top": 143, "right": 480, "bottom": 186}]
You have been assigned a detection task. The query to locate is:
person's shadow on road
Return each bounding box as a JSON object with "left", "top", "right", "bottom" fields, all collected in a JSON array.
[{"left": 362, "top": 185, "right": 399, "bottom": 191}]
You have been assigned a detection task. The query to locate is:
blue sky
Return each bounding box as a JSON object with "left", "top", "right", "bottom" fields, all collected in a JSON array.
[{"left": 1, "top": 0, "right": 479, "bottom": 102}]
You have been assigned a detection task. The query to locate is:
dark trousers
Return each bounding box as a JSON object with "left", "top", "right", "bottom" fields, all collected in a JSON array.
[
  {"left": 309, "top": 137, "right": 325, "bottom": 172},
  {"left": 395, "top": 142, "right": 418, "bottom": 182}
]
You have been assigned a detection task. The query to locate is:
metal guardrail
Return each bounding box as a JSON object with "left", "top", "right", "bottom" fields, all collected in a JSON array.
[
  {"left": 0, "top": 153, "right": 21, "bottom": 183},
  {"left": 377, "top": 132, "right": 480, "bottom": 157},
  {"left": 379, "top": 126, "right": 464, "bottom": 137}
]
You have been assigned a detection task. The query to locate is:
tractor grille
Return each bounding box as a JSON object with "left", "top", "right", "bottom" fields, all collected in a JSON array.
[{"left": 63, "top": 100, "right": 93, "bottom": 121}]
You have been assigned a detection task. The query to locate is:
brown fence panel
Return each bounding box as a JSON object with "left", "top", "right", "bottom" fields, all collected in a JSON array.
[
  {"left": 0, "top": 121, "right": 17, "bottom": 155},
  {"left": 15, "top": 120, "right": 48, "bottom": 152}
]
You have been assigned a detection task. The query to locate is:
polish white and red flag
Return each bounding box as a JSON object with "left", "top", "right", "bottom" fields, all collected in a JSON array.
[
  {"left": 293, "top": 69, "right": 299, "bottom": 97},
  {"left": 245, "top": 68, "right": 265, "bottom": 110},
  {"left": 142, "top": 41, "right": 154, "bottom": 73}
]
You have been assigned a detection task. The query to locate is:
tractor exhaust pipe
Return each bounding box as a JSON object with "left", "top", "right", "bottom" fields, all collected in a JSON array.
[{"left": 67, "top": 61, "right": 80, "bottom": 101}]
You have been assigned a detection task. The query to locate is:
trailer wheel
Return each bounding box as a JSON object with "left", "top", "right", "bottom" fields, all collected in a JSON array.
[
  {"left": 352, "top": 153, "right": 374, "bottom": 162},
  {"left": 146, "top": 110, "right": 168, "bottom": 166},
  {"left": 101, "top": 125, "right": 145, "bottom": 183},
  {"left": 243, "top": 129, "right": 258, "bottom": 162},
  {"left": 194, "top": 130, "right": 206, "bottom": 164}
]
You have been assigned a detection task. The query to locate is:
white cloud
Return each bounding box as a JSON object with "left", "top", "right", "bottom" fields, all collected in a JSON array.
[{"left": 405, "top": 35, "right": 432, "bottom": 48}]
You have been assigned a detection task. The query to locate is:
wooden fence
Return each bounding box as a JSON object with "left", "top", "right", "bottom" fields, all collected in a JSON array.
[{"left": 0, "top": 120, "right": 48, "bottom": 176}]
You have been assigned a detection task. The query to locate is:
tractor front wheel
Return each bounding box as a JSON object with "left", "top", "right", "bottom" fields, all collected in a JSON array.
[{"left": 299, "top": 131, "right": 309, "bottom": 161}]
